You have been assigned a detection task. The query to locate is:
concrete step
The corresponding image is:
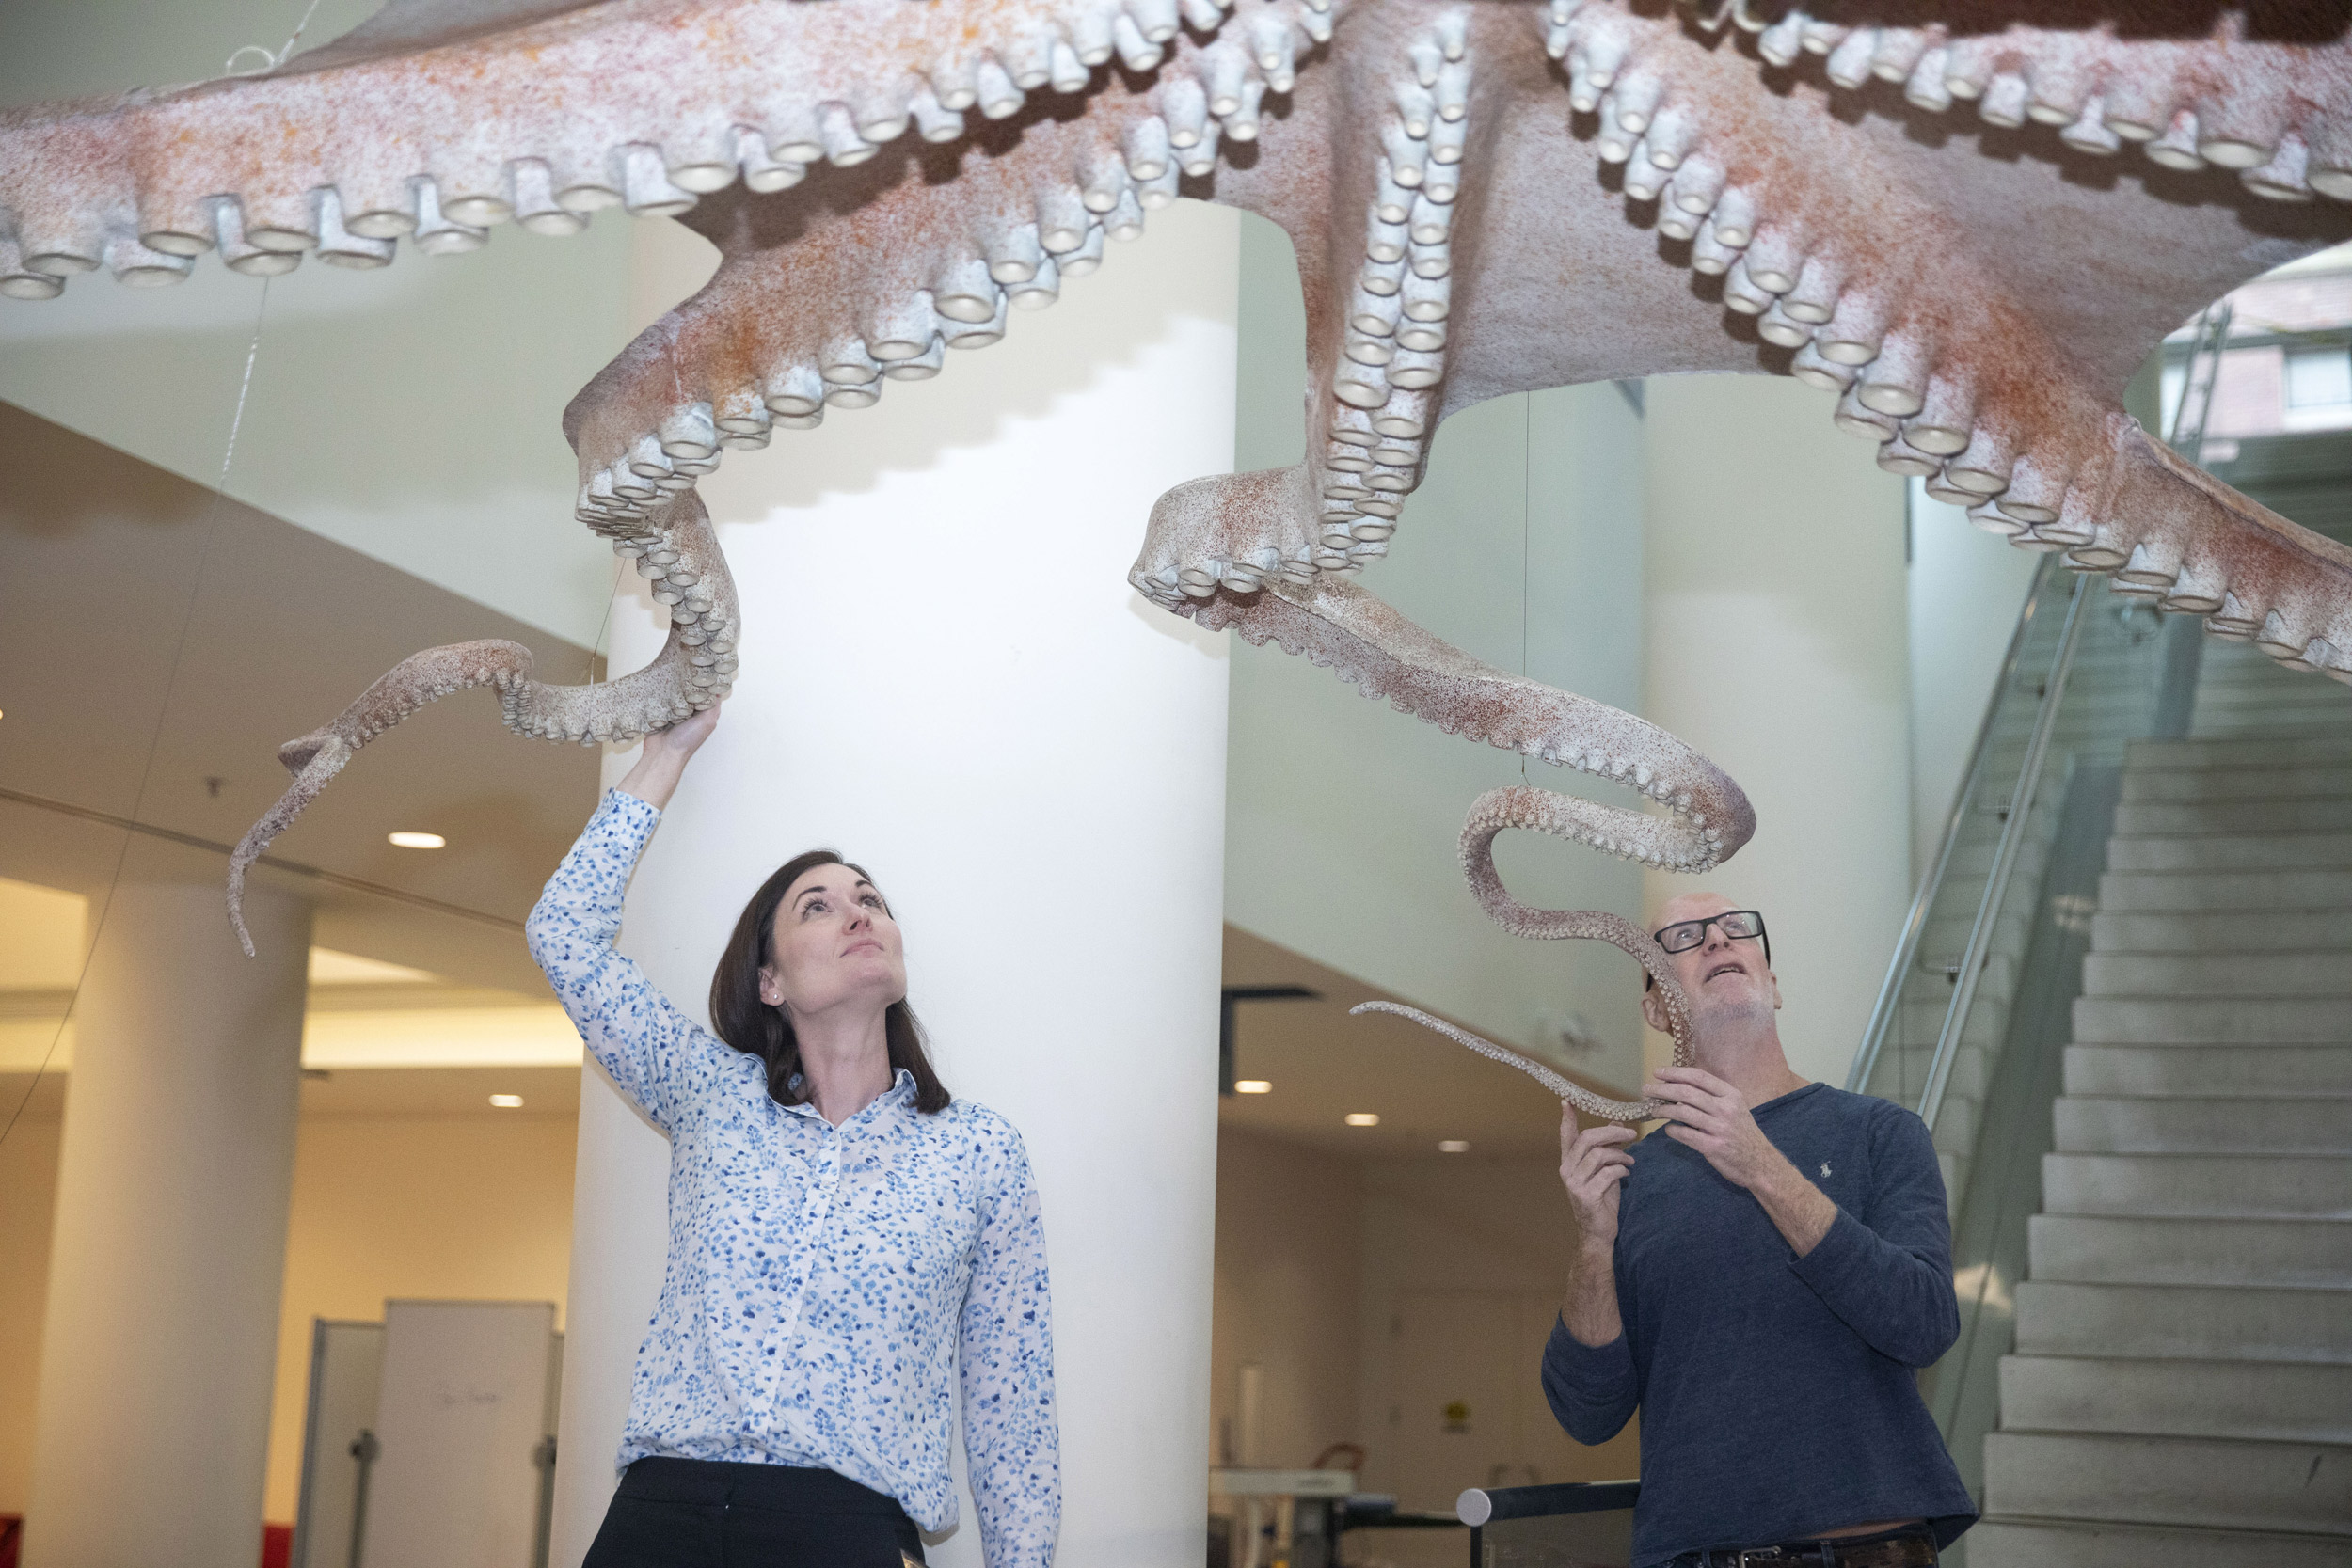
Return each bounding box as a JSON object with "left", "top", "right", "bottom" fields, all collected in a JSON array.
[
  {"left": 2113, "top": 798, "right": 2352, "bottom": 835},
  {"left": 1999, "top": 1354, "right": 2352, "bottom": 1443},
  {"left": 2121, "top": 767, "right": 2352, "bottom": 803},
  {"left": 2013, "top": 1280, "right": 2352, "bottom": 1364},
  {"left": 2029, "top": 1215, "right": 2352, "bottom": 1287},
  {"left": 2082, "top": 951, "right": 2352, "bottom": 997},
  {"left": 1931, "top": 1097, "right": 1981, "bottom": 1159},
  {"left": 2090, "top": 910, "right": 2352, "bottom": 954},
  {"left": 1860, "top": 1043, "right": 1991, "bottom": 1104},
  {"left": 2062, "top": 1045, "right": 2352, "bottom": 1098},
  {"left": 2098, "top": 869, "right": 2352, "bottom": 911},
  {"left": 2194, "top": 710, "right": 2352, "bottom": 739},
  {"left": 1899, "top": 995, "right": 2011, "bottom": 1050},
  {"left": 1981, "top": 1432, "right": 2352, "bottom": 1535},
  {"left": 2194, "top": 671, "right": 2352, "bottom": 698},
  {"left": 2126, "top": 736, "right": 2352, "bottom": 769},
  {"left": 2105, "top": 833, "right": 2352, "bottom": 873},
  {"left": 1968, "top": 1516, "right": 2352, "bottom": 1568},
  {"left": 2073, "top": 996, "right": 2352, "bottom": 1044},
  {"left": 2193, "top": 683, "right": 2352, "bottom": 708},
  {"left": 2055, "top": 1095, "right": 2352, "bottom": 1153},
  {"left": 2042, "top": 1153, "right": 2352, "bottom": 1218}
]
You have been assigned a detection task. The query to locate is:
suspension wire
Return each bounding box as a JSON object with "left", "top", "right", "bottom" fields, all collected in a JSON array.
[
  {"left": 0, "top": 280, "right": 276, "bottom": 1151},
  {"left": 585, "top": 560, "right": 626, "bottom": 686},
  {"left": 1521, "top": 392, "right": 1533, "bottom": 788},
  {"left": 223, "top": 0, "right": 326, "bottom": 76}
]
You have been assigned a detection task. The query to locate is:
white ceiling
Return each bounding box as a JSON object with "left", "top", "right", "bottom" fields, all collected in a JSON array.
[
  {"left": 1219, "top": 926, "right": 1640, "bottom": 1163},
  {"left": 0, "top": 398, "right": 602, "bottom": 995}
]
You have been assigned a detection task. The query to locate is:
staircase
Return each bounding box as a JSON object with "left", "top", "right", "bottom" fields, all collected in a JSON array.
[{"left": 1970, "top": 633, "right": 2352, "bottom": 1566}]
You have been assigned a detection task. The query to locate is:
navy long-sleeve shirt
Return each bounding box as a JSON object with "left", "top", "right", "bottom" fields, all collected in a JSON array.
[{"left": 1543, "top": 1083, "right": 1977, "bottom": 1566}]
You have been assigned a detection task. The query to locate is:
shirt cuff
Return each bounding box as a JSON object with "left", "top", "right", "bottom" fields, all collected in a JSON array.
[{"left": 1545, "top": 1311, "right": 1634, "bottom": 1387}]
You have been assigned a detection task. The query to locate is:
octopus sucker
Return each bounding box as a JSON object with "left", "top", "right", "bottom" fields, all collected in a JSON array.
[{"left": 6, "top": 0, "right": 2352, "bottom": 967}]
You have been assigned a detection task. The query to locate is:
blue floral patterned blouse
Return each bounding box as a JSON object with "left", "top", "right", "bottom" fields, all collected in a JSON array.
[{"left": 529, "top": 790, "right": 1060, "bottom": 1568}]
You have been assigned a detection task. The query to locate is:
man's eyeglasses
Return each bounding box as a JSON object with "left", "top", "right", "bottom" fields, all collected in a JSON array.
[
  {"left": 1643, "top": 911, "right": 1770, "bottom": 990},
  {"left": 1654, "top": 910, "right": 1769, "bottom": 963}
]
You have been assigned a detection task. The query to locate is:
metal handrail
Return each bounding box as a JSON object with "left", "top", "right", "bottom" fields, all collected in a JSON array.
[
  {"left": 1454, "top": 1481, "right": 1640, "bottom": 1526},
  {"left": 1915, "top": 574, "right": 2090, "bottom": 1132},
  {"left": 1851, "top": 309, "right": 2233, "bottom": 1108},
  {"left": 1844, "top": 552, "right": 2058, "bottom": 1093}
]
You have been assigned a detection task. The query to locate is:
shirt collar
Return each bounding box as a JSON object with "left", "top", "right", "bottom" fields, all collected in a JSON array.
[{"left": 780, "top": 1067, "right": 917, "bottom": 1128}]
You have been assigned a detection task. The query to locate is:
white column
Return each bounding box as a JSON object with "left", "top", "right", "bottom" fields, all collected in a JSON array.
[
  {"left": 1640, "top": 375, "right": 1913, "bottom": 1086},
  {"left": 552, "top": 201, "right": 1238, "bottom": 1567},
  {"left": 25, "top": 873, "right": 310, "bottom": 1568}
]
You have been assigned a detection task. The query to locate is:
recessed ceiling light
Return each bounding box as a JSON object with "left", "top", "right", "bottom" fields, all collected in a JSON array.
[
  {"left": 1235, "top": 1080, "right": 1273, "bottom": 1095},
  {"left": 1344, "top": 1112, "right": 1379, "bottom": 1127},
  {"left": 1438, "top": 1139, "right": 1470, "bottom": 1153},
  {"left": 388, "top": 832, "right": 446, "bottom": 849},
  {"left": 488, "top": 1093, "right": 524, "bottom": 1108}
]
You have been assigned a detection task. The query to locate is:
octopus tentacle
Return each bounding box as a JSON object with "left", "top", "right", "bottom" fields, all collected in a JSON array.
[
  {"left": 1541, "top": 1, "right": 2352, "bottom": 685},
  {"left": 550, "top": 0, "right": 1339, "bottom": 539},
  {"left": 1172, "top": 562, "right": 1757, "bottom": 871},
  {"left": 224, "top": 490, "right": 736, "bottom": 952},
  {"left": 1355, "top": 778, "right": 1709, "bottom": 1125},
  {"left": 0, "top": 0, "right": 1339, "bottom": 298},
  {"left": 1133, "top": 8, "right": 1476, "bottom": 599},
  {"left": 1676, "top": 3, "right": 2352, "bottom": 204},
  {"left": 1351, "top": 999, "right": 1677, "bottom": 1124}
]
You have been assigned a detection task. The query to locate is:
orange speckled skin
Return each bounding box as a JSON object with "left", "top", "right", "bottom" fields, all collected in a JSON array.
[{"left": 6, "top": 0, "right": 2352, "bottom": 981}]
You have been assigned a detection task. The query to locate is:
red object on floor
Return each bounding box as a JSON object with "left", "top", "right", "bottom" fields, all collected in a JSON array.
[{"left": 0, "top": 1515, "right": 287, "bottom": 1567}]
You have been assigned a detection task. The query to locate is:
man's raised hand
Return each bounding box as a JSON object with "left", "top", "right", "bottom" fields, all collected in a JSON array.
[
  {"left": 1640, "top": 1065, "right": 1789, "bottom": 1190},
  {"left": 1559, "top": 1103, "right": 1637, "bottom": 1247},
  {"left": 1643, "top": 1065, "right": 1837, "bottom": 1255}
]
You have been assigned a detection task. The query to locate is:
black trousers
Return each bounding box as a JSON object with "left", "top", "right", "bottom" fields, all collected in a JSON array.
[{"left": 583, "top": 1456, "right": 927, "bottom": 1568}]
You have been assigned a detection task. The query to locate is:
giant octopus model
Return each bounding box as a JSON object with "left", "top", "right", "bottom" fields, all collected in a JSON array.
[{"left": 7, "top": 0, "right": 2351, "bottom": 1117}]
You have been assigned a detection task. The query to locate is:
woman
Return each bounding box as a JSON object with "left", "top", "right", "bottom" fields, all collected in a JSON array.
[{"left": 528, "top": 706, "right": 1059, "bottom": 1568}]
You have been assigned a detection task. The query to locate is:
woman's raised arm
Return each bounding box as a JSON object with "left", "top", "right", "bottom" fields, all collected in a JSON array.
[
  {"left": 615, "top": 703, "right": 721, "bottom": 810},
  {"left": 530, "top": 705, "right": 728, "bottom": 1128}
]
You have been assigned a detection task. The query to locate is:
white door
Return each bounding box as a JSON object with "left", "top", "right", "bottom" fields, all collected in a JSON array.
[{"left": 360, "top": 1300, "right": 559, "bottom": 1568}]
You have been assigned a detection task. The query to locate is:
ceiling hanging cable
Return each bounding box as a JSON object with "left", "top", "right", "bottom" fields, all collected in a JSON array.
[
  {"left": 0, "top": 279, "right": 277, "bottom": 1150},
  {"left": 1521, "top": 391, "right": 1533, "bottom": 788}
]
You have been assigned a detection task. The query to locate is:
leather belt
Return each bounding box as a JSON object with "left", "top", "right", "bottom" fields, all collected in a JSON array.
[{"left": 1674, "top": 1530, "right": 1937, "bottom": 1568}]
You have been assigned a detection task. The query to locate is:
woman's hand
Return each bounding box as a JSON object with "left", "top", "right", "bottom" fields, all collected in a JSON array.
[{"left": 616, "top": 703, "right": 721, "bottom": 811}]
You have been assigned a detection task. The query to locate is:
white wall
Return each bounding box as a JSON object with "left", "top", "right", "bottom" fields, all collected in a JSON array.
[
  {"left": 0, "top": 0, "right": 632, "bottom": 645},
  {"left": 1222, "top": 214, "right": 1650, "bottom": 1093},
  {"left": 1639, "top": 375, "right": 1914, "bottom": 1086}
]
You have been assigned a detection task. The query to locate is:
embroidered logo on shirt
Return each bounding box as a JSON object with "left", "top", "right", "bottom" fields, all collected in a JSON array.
[{"left": 1820, "top": 1163, "right": 1833, "bottom": 1178}]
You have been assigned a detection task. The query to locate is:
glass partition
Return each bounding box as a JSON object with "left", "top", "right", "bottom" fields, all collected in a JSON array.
[
  {"left": 1846, "top": 554, "right": 2205, "bottom": 1553},
  {"left": 1460, "top": 1482, "right": 1637, "bottom": 1568}
]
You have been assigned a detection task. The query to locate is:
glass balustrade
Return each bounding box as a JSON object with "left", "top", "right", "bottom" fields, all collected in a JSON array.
[{"left": 1846, "top": 553, "right": 2205, "bottom": 1555}]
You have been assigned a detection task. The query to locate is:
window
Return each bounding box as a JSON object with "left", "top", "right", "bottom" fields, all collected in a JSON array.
[{"left": 2284, "top": 347, "right": 2352, "bottom": 408}]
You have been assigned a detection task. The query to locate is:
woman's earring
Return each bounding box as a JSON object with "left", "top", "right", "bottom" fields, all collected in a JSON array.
[{"left": 786, "top": 1071, "right": 805, "bottom": 1093}]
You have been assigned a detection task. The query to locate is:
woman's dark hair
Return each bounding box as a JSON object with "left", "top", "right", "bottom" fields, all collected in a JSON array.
[{"left": 709, "top": 849, "right": 951, "bottom": 1114}]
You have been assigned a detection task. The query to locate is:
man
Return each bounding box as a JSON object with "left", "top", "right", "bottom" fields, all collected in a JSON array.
[{"left": 1544, "top": 892, "right": 1976, "bottom": 1568}]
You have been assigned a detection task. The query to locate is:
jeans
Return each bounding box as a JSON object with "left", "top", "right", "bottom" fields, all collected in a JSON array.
[{"left": 582, "top": 1456, "right": 927, "bottom": 1567}]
